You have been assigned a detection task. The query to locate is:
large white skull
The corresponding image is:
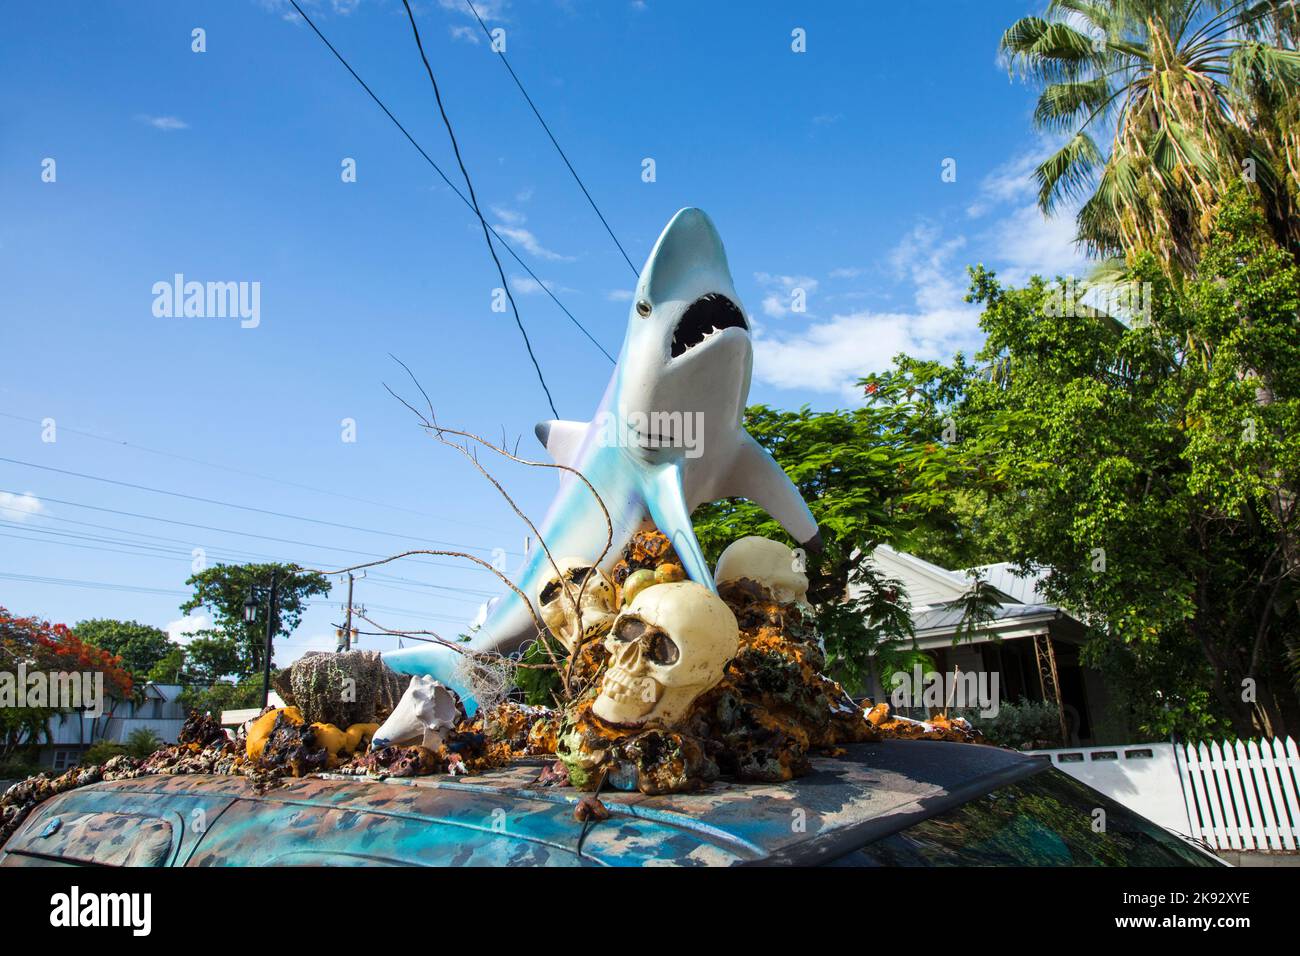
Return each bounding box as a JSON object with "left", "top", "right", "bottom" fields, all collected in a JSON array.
[
  {"left": 713, "top": 536, "right": 809, "bottom": 605},
  {"left": 592, "top": 581, "right": 739, "bottom": 729},
  {"left": 536, "top": 557, "right": 617, "bottom": 653},
  {"left": 370, "top": 675, "right": 459, "bottom": 750}
]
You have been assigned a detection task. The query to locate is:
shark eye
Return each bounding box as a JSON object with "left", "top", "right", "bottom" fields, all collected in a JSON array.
[{"left": 636, "top": 299, "right": 652, "bottom": 317}]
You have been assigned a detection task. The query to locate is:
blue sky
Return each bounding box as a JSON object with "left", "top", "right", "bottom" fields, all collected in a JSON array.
[{"left": 0, "top": 0, "right": 1086, "bottom": 667}]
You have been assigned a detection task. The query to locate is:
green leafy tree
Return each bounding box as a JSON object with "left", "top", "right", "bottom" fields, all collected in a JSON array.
[
  {"left": 888, "top": 191, "right": 1300, "bottom": 739},
  {"left": 182, "top": 635, "right": 246, "bottom": 684},
  {"left": 1001, "top": 0, "right": 1300, "bottom": 272},
  {"left": 179, "top": 563, "right": 331, "bottom": 678},
  {"left": 690, "top": 392, "right": 977, "bottom": 694},
  {"left": 145, "top": 645, "right": 186, "bottom": 684},
  {"left": 73, "top": 619, "right": 172, "bottom": 681},
  {"left": 178, "top": 674, "right": 267, "bottom": 717}
]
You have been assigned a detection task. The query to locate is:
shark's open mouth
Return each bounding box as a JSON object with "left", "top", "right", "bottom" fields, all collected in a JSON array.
[{"left": 670, "top": 293, "right": 748, "bottom": 358}]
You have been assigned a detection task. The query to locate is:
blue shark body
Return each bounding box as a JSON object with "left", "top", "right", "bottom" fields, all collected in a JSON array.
[{"left": 384, "top": 209, "right": 820, "bottom": 710}]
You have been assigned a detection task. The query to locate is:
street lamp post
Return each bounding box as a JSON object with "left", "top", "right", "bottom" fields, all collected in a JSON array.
[{"left": 245, "top": 571, "right": 281, "bottom": 710}]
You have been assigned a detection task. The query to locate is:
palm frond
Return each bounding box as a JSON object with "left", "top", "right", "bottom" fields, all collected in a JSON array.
[
  {"left": 1230, "top": 41, "right": 1300, "bottom": 100},
  {"left": 1037, "top": 132, "right": 1106, "bottom": 213},
  {"left": 1003, "top": 17, "right": 1108, "bottom": 82},
  {"left": 1034, "top": 77, "right": 1117, "bottom": 131}
]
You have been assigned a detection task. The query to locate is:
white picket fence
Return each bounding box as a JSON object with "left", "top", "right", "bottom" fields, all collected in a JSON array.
[
  {"left": 1178, "top": 737, "right": 1300, "bottom": 852},
  {"left": 1024, "top": 736, "right": 1300, "bottom": 854}
]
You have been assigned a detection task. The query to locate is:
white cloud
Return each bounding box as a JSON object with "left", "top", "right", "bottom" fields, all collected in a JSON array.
[
  {"left": 510, "top": 276, "right": 547, "bottom": 295},
  {"left": 0, "top": 491, "right": 44, "bottom": 522},
  {"left": 750, "top": 141, "right": 1093, "bottom": 402},
  {"left": 509, "top": 275, "right": 575, "bottom": 296},
  {"left": 606, "top": 289, "right": 633, "bottom": 302},
  {"left": 964, "top": 144, "right": 1091, "bottom": 283},
  {"left": 490, "top": 204, "right": 526, "bottom": 225},
  {"left": 165, "top": 613, "right": 212, "bottom": 645},
  {"left": 274, "top": 631, "right": 339, "bottom": 667},
  {"left": 752, "top": 226, "right": 979, "bottom": 400},
  {"left": 137, "top": 115, "right": 189, "bottom": 131},
  {"left": 438, "top": 0, "right": 509, "bottom": 20},
  {"left": 496, "top": 225, "right": 575, "bottom": 262},
  {"left": 754, "top": 311, "right": 948, "bottom": 401},
  {"left": 450, "top": 24, "right": 480, "bottom": 44},
  {"left": 258, "top": 0, "right": 361, "bottom": 20},
  {"left": 984, "top": 201, "right": 1088, "bottom": 287},
  {"left": 754, "top": 272, "right": 820, "bottom": 319},
  {"left": 966, "top": 150, "right": 1040, "bottom": 218}
]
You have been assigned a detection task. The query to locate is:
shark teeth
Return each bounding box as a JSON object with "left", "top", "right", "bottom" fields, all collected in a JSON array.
[{"left": 670, "top": 292, "right": 748, "bottom": 358}]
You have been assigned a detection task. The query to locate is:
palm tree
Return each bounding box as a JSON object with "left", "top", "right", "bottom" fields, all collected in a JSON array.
[{"left": 1002, "top": 0, "right": 1300, "bottom": 273}]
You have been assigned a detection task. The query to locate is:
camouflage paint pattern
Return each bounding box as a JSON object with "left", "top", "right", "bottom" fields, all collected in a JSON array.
[{"left": 0, "top": 742, "right": 1037, "bottom": 867}]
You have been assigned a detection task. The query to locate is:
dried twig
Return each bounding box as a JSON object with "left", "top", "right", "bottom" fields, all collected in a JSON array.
[{"left": 384, "top": 357, "right": 618, "bottom": 698}]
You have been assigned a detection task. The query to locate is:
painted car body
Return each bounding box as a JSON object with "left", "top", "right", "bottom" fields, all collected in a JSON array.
[{"left": 0, "top": 741, "right": 1220, "bottom": 867}]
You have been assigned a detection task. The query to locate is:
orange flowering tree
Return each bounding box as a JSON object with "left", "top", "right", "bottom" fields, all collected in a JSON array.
[{"left": 1, "top": 606, "right": 134, "bottom": 759}]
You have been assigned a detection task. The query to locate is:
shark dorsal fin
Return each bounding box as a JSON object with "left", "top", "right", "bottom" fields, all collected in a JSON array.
[{"left": 534, "top": 419, "right": 590, "bottom": 469}]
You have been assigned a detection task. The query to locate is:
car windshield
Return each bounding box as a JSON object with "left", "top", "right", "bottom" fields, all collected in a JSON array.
[{"left": 835, "top": 769, "right": 1218, "bottom": 867}]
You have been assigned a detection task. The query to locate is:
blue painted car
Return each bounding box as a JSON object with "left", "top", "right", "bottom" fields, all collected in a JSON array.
[{"left": 0, "top": 741, "right": 1221, "bottom": 866}]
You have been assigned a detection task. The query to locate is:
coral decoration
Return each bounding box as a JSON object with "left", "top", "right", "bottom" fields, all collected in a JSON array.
[{"left": 0, "top": 531, "right": 987, "bottom": 835}]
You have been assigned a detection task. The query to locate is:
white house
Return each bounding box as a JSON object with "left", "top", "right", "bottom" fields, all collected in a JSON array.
[
  {"left": 35, "top": 682, "right": 189, "bottom": 771},
  {"left": 856, "top": 546, "right": 1117, "bottom": 745}
]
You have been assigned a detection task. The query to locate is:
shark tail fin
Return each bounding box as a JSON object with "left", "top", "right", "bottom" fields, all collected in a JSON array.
[{"left": 382, "top": 641, "right": 474, "bottom": 711}]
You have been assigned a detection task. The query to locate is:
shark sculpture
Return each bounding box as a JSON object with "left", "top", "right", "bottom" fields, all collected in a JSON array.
[{"left": 383, "top": 208, "right": 820, "bottom": 709}]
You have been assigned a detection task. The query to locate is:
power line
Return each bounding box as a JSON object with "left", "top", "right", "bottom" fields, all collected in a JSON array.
[
  {"left": 283, "top": 0, "right": 615, "bottom": 365},
  {"left": 0, "top": 568, "right": 474, "bottom": 627},
  {"left": 0, "top": 456, "right": 520, "bottom": 558},
  {"left": 0, "top": 570, "right": 187, "bottom": 597},
  {"left": 0, "top": 411, "right": 511, "bottom": 536},
  {"left": 0, "top": 490, "right": 507, "bottom": 577},
  {"left": 1, "top": 520, "right": 495, "bottom": 606},
  {"left": 398, "top": 0, "right": 557, "bottom": 418},
  {"left": 463, "top": 0, "right": 639, "bottom": 278}
]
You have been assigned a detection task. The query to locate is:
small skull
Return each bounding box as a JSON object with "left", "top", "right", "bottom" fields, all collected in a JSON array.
[
  {"left": 537, "top": 557, "right": 617, "bottom": 653},
  {"left": 713, "top": 536, "right": 809, "bottom": 605},
  {"left": 593, "top": 581, "right": 739, "bottom": 729}
]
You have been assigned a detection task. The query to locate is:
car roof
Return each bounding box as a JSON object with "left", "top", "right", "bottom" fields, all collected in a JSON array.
[{"left": 6, "top": 741, "right": 1043, "bottom": 867}]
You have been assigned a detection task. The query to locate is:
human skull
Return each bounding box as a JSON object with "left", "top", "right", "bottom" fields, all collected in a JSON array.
[
  {"left": 593, "top": 581, "right": 739, "bottom": 729},
  {"left": 537, "top": 557, "right": 617, "bottom": 653},
  {"left": 714, "top": 536, "right": 809, "bottom": 605}
]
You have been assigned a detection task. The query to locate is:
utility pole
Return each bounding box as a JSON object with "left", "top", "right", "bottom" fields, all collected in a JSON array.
[
  {"left": 260, "top": 567, "right": 280, "bottom": 709},
  {"left": 344, "top": 572, "right": 355, "bottom": 652}
]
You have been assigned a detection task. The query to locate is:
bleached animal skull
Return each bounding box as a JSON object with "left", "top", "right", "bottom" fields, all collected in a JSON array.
[
  {"left": 593, "top": 581, "right": 738, "bottom": 729},
  {"left": 537, "top": 557, "right": 617, "bottom": 653},
  {"left": 370, "top": 675, "right": 459, "bottom": 750},
  {"left": 714, "top": 536, "right": 809, "bottom": 605}
]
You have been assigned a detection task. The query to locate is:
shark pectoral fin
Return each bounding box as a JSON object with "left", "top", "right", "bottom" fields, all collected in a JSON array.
[
  {"left": 534, "top": 419, "right": 590, "bottom": 469},
  {"left": 729, "top": 435, "right": 821, "bottom": 552},
  {"left": 643, "top": 462, "right": 717, "bottom": 592}
]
